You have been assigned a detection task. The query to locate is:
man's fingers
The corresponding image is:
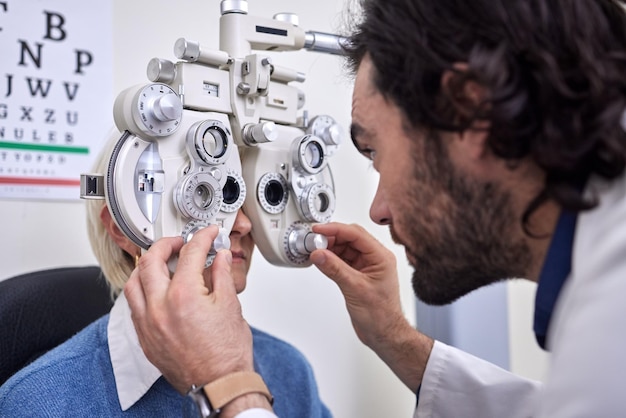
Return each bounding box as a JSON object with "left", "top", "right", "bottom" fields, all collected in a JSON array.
[
  {"left": 173, "top": 225, "right": 220, "bottom": 286},
  {"left": 124, "top": 268, "right": 147, "bottom": 318},
  {"left": 209, "top": 249, "right": 237, "bottom": 298},
  {"left": 314, "top": 223, "right": 382, "bottom": 255},
  {"left": 310, "top": 248, "right": 359, "bottom": 291},
  {"left": 137, "top": 236, "right": 184, "bottom": 299},
  {"left": 313, "top": 222, "right": 393, "bottom": 268}
]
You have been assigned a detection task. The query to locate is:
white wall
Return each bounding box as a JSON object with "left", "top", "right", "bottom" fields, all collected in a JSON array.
[{"left": 0, "top": 0, "right": 549, "bottom": 415}]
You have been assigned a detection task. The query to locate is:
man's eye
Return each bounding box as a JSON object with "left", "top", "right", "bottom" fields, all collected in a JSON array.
[{"left": 363, "top": 148, "right": 376, "bottom": 161}]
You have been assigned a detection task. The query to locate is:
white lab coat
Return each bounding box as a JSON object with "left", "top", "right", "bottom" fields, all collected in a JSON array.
[{"left": 415, "top": 174, "right": 626, "bottom": 417}]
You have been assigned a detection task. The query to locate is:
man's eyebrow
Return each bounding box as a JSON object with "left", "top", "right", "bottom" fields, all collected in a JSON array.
[{"left": 350, "top": 122, "right": 367, "bottom": 153}]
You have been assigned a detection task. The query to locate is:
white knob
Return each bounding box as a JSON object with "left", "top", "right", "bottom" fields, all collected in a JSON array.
[
  {"left": 304, "top": 232, "right": 327, "bottom": 252},
  {"left": 151, "top": 94, "right": 182, "bottom": 122},
  {"left": 212, "top": 232, "right": 231, "bottom": 253}
]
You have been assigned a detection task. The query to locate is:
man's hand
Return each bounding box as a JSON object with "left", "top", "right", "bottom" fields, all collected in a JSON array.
[
  {"left": 310, "top": 222, "right": 433, "bottom": 392},
  {"left": 124, "top": 226, "right": 254, "bottom": 394},
  {"left": 310, "top": 223, "right": 402, "bottom": 347}
]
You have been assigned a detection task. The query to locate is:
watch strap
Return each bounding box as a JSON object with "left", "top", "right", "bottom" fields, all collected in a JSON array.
[{"left": 202, "top": 371, "right": 273, "bottom": 410}]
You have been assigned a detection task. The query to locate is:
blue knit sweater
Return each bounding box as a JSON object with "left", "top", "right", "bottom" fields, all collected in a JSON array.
[{"left": 0, "top": 315, "right": 331, "bottom": 417}]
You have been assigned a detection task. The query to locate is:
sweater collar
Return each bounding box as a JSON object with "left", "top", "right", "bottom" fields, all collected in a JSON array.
[{"left": 107, "top": 292, "right": 162, "bottom": 411}]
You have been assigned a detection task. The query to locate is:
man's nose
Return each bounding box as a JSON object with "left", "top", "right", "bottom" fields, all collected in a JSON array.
[{"left": 369, "top": 182, "right": 392, "bottom": 225}]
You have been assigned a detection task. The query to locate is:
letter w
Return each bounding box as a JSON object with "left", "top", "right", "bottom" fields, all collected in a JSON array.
[{"left": 26, "top": 77, "right": 52, "bottom": 97}]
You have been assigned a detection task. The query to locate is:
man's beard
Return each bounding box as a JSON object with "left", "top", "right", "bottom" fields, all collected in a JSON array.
[{"left": 393, "top": 131, "right": 532, "bottom": 305}]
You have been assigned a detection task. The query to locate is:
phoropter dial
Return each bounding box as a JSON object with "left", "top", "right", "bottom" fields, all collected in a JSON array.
[
  {"left": 166, "top": 221, "right": 232, "bottom": 271},
  {"left": 307, "top": 115, "right": 344, "bottom": 147},
  {"left": 221, "top": 168, "right": 247, "bottom": 213},
  {"left": 299, "top": 182, "right": 336, "bottom": 223},
  {"left": 283, "top": 222, "right": 328, "bottom": 264},
  {"left": 257, "top": 172, "right": 289, "bottom": 214},
  {"left": 307, "top": 115, "right": 344, "bottom": 156},
  {"left": 174, "top": 172, "right": 223, "bottom": 220},
  {"left": 292, "top": 134, "right": 327, "bottom": 174},
  {"left": 113, "top": 83, "right": 183, "bottom": 138},
  {"left": 187, "top": 120, "right": 233, "bottom": 165}
]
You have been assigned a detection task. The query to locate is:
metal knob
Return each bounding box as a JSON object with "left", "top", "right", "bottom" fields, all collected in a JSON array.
[
  {"left": 308, "top": 115, "right": 345, "bottom": 147},
  {"left": 304, "top": 31, "right": 348, "bottom": 56},
  {"left": 289, "top": 230, "right": 327, "bottom": 256},
  {"left": 242, "top": 122, "right": 278, "bottom": 145},
  {"left": 147, "top": 58, "right": 176, "bottom": 83},
  {"left": 174, "top": 38, "right": 201, "bottom": 62},
  {"left": 174, "top": 38, "right": 231, "bottom": 66},
  {"left": 221, "top": 0, "right": 248, "bottom": 15},
  {"left": 273, "top": 12, "right": 299, "bottom": 26},
  {"left": 184, "top": 228, "right": 231, "bottom": 250},
  {"left": 151, "top": 94, "right": 183, "bottom": 122},
  {"left": 177, "top": 228, "right": 231, "bottom": 270},
  {"left": 324, "top": 123, "right": 344, "bottom": 146},
  {"left": 303, "top": 232, "right": 328, "bottom": 252}
]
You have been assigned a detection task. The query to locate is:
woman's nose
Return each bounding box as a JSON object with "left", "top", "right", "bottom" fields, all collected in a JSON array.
[{"left": 231, "top": 209, "right": 252, "bottom": 236}]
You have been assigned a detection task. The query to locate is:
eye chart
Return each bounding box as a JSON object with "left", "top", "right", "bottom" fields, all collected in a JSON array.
[{"left": 0, "top": 1, "right": 112, "bottom": 200}]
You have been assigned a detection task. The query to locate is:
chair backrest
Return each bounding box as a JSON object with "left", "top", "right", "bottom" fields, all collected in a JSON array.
[{"left": 0, "top": 266, "right": 114, "bottom": 385}]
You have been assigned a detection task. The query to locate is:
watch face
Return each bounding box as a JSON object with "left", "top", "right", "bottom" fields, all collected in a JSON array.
[{"left": 183, "top": 388, "right": 213, "bottom": 418}]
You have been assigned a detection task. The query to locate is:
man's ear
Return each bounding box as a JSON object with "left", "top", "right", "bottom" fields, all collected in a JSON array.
[
  {"left": 441, "top": 64, "right": 491, "bottom": 160},
  {"left": 441, "top": 63, "right": 490, "bottom": 121},
  {"left": 100, "top": 205, "right": 139, "bottom": 257}
]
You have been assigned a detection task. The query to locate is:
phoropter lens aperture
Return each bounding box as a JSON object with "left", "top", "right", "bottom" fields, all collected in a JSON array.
[
  {"left": 203, "top": 126, "right": 228, "bottom": 158},
  {"left": 223, "top": 176, "right": 241, "bottom": 205},
  {"left": 193, "top": 183, "right": 214, "bottom": 210},
  {"left": 265, "top": 179, "right": 285, "bottom": 206}
]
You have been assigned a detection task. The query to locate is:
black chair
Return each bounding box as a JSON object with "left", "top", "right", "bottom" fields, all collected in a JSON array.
[{"left": 0, "top": 266, "right": 114, "bottom": 385}]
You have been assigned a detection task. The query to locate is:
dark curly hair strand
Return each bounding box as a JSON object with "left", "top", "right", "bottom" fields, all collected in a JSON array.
[{"left": 344, "top": 0, "right": 626, "bottom": 223}]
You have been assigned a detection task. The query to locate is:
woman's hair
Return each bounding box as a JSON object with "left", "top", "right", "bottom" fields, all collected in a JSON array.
[
  {"left": 85, "top": 132, "right": 135, "bottom": 297},
  {"left": 344, "top": 0, "right": 626, "bottom": 220}
]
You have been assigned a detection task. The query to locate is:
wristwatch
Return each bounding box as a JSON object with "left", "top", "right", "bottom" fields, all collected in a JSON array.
[
  {"left": 182, "top": 371, "right": 274, "bottom": 418},
  {"left": 184, "top": 384, "right": 218, "bottom": 418}
]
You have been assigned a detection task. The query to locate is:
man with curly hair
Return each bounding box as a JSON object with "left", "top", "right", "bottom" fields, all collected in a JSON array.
[{"left": 123, "top": 0, "right": 626, "bottom": 416}]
